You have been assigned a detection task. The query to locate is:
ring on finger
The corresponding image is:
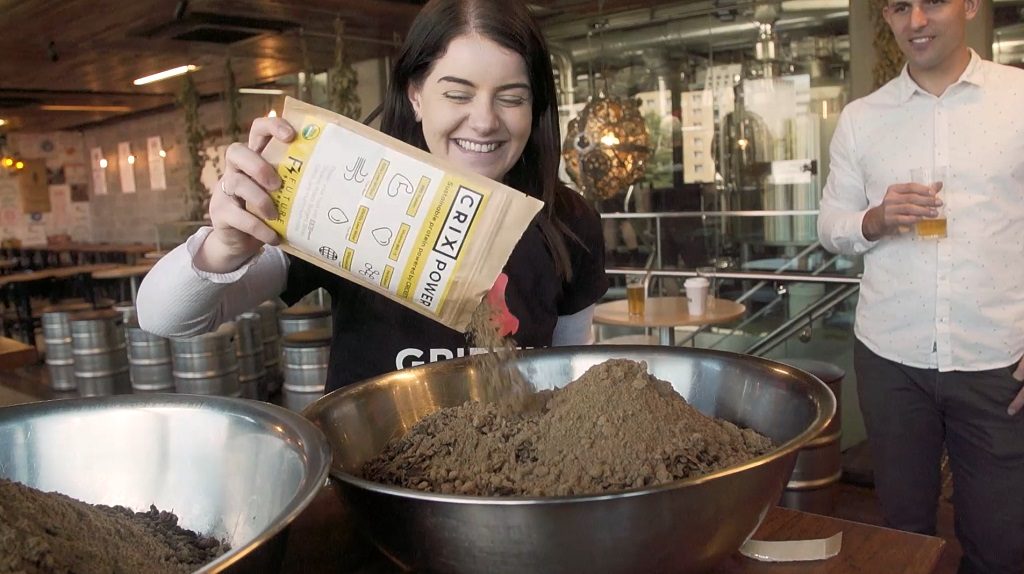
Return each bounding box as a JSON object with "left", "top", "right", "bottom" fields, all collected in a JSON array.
[{"left": 220, "top": 179, "right": 236, "bottom": 199}]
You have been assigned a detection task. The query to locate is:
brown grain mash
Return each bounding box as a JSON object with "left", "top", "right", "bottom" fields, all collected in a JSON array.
[
  {"left": 362, "top": 357, "right": 774, "bottom": 497},
  {"left": 0, "top": 478, "right": 227, "bottom": 574}
]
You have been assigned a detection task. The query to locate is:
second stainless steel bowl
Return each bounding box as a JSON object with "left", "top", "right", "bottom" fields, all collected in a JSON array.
[{"left": 305, "top": 346, "right": 835, "bottom": 574}]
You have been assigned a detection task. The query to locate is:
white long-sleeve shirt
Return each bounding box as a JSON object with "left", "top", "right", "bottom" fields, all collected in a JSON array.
[
  {"left": 817, "top": 51, "right": 1024, "bottom": 371},
  {"left": 136, "top": 227, "right": 596, "bottom": 345}
]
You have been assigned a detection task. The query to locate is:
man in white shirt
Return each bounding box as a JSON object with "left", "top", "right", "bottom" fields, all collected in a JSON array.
[{"left": 817, "top": 1, "right": 1024, "bottom": 572}]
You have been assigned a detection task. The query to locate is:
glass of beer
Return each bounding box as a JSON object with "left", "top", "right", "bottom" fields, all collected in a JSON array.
[
  {"left": 626, "top": 274, "right": 646, "bottom": 317},
  {"left": 910, "top": 166, "right": 948, "bottom": 239}
]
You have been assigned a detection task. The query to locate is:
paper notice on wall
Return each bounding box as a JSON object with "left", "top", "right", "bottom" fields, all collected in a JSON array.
[
  {"left": 48, "top": 185, "right": 71, "bottom": 232},
  {"left": 22, "top": 218, "right": 47, "bottom": 247},
  {"left": 705, "top": 64, "right": 742, "bottom": 116},
  {"left": 0, "top": 189, "right": 18, "bottom": 231},
  {"left": 64, "top": 161, "right": 89, "bottom": 186},
  {"left": 769, "top": 159, "right": 814, "bottom": 185},
  {"left": 681, "top": 90, "right": 713, "bottom": 129},
  {"left": 91, "top": 147, "right": 107, "bottom": 195},
  {"left": 68, "top": 201, "right": 92, "bottom": 240},
  {"left": 18, "top": 159, "right": 50, "bottom": 213},
  {"left": 681, "top": 90, "right": 716, "bottom": 184},
  {"left": 147, "top": 136, "right": 167, "bottom": 190},
  {"left": 118, "top": 141, "right": 136, "bottom": 193},
  {"left": 0, "top": 206, "right": 19, "bottom": 231}
]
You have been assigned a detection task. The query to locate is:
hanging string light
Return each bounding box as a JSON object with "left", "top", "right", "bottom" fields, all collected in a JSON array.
[
  {"left": 561, "top": 0, "right": 649, "bottom": 200},
  {"left": 0, "top": 155, "right": 25, "bottom": 174},
  {"left": 562, "top": 95, "right": 650, "bottom": 200}
]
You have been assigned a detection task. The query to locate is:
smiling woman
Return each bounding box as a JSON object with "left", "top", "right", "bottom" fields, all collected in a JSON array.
[
  {"left": 406, "top": 36, "right": 533, "bottom": 183},
  {"left": 136, "top": 0, "right": 609, "bottom": 394}
]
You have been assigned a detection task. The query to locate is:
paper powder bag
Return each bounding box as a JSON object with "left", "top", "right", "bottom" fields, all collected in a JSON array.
[{"left": 261, "top": 97, "right": 543, "bottom": 332}]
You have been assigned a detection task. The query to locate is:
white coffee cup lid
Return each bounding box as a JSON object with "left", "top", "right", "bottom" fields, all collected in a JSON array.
[{"left": 684, "top": 277, "right": 710, "bottom": 288}]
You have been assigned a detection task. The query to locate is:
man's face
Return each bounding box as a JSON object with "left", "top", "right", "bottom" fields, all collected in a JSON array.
[{"left": 883, "top": 0, "right": 978, "bottom": 75}]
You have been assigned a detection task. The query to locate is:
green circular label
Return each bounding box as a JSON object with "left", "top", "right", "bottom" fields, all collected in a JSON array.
[{"left": 302, "top": 124, "right": 320, "bottom": 140}]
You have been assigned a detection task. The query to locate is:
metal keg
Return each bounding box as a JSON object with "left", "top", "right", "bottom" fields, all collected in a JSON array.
[
  {"left": 256, "top": 300, "right": 283, "bottom": 395},
  {"left": 298, "top": 287, "right": 332, "bottom": 309},
  {"left": 113, "top": 301, "right": 136, "bottom": 325},
  {"left": 278, "top": 304, "right": 331, "bottom": 337},
  {"left": 40, "top": 306, "right": 87, "bottom": 391},
  {"left": 281, "top": 328, "right": 330, "bottom": 412},
  {"left": 235, "top": 312, "right": 267, "bottom": 401},
  {"left": 776, "top": 358, "right": 844, "bottom": 515},
  {"left": 126, "top": 320, "right": 173, "bottom": 392},
  {"left": 69, "top": 309, "right": 131, "bottom": 397},
  {"left": 171, "top": 323, "right": 240, "bottom": 397}
]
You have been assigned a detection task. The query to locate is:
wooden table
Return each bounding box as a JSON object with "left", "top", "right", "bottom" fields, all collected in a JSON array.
[
  {"left": 0, "top": 268, "right": 57, "bottom": 287},
  {"left": 0, "top": 337, "right": 37, "bottom": 370},
  {"left": 280, "top": 488, "right": 945, "bottom": 574},
  {"left": 0, "top": 270, "right": 59, "bottom": 340},
  {"left": 48, "top": 263, "right": 119, "bottom": 279},
  {"left": 0, "top": 264, "right": 119, "bottom": 341},
  {"left": 91, "top": 262, "right": 155, "bottom": 302},
  {"left": 714, "top": 506, "right": 945, "bottom": 573},
  {"left": 0, "top": 263, "right": 121, "bottom": 286},
  {"left": 594, "top": 296, "right": 746, "bottom": 345},
  {"left": 5, "top": 242, "right": 157, "bottom": 266}
]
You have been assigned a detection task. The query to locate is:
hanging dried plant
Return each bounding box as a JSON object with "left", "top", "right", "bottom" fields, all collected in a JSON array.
[
  {"left": 328, "top": 17, "right": 361, "bottom": 119},
  {"left": 179, "top": 74, "right": 208, "bottom": 221},
  {"left": 224, "top": 57, "right": 242, "bottom": 143},
  {"left": 299, "top": 28, "right": 315, "bottom": 103},
  {"left": 871, "top": 0, "right": 905, "bottom": 89}
]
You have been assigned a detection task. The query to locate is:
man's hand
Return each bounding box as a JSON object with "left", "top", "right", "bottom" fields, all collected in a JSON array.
[
  {"left": 1008, "top": 358, "right": 1024, "bottom": 416},
  {"left": 861, "top": 182, "right": 942, "bottom": 241}
]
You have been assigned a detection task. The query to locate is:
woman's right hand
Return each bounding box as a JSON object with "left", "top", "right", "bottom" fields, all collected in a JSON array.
[{"left": 195, "top": 117, "right": 296, "bottom": 273}]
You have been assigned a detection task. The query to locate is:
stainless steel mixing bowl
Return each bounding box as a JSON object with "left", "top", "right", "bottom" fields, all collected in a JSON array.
[
  {"left": 304, "top": 345, "right": 836, "bottom": 574},
  {"left": 0, "top": 394, "right": 331, "bottom": 573}
]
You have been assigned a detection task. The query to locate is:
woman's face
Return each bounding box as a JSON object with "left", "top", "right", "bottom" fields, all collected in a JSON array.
[{"left": 407, "top": 34, "right": 533, "bottom": 182}]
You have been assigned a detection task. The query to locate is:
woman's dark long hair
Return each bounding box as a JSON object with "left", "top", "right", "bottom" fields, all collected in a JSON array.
[{"left": 379, "top": 0, "right": 576, "bottom": 281}]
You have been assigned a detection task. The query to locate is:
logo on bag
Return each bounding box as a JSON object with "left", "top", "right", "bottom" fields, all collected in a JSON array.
[
  {"left": 301, "top": 124, "right": 321, "bottom": 140},
  {"left": 415, "top": 187, "right": 483, "bottom": 310},
  {"left": 318, "top": 246, "right": 338, "bottom": 261},
  {"left": 433, "top": 186, "right": 482, "bottom": 260}
]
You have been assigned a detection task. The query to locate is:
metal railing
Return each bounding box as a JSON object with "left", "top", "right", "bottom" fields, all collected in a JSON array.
[
  {"left": 599, "top": 210, "right": 861, "bottom": 355},
  {"left": 601, "top": 209, "right": 821, "bottom": 271}
]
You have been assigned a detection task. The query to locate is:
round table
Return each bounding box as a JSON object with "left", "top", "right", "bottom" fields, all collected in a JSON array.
[{"left": 593, "top": 296, "right": 746, "bottom": 346}]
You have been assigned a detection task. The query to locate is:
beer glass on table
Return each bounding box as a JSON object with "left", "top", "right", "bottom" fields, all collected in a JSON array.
[{"left": 626, "top": 274, "right": 646, "bottom": 317}]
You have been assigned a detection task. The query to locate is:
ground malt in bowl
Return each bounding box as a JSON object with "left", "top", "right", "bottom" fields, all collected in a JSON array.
[
  {"left": 0, "top": 393, "right": 331, "bottom": 573},
  {"left": 304, "top": 345, "right": 835, "bottom": 574}
]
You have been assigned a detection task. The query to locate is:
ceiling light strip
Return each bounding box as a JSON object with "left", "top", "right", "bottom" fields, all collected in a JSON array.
[
  {"left": 239, "top": 88, "right": 285, "bottom": 95},
  {"left": 133, "top": 65, "right": 199, "bottom": 86},
  {"left": 38, "top": 105, "right": 134, "bottom": 113}
]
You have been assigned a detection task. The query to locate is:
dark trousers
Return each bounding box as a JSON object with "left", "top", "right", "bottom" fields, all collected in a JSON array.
[{"left": 854, "top": 339, "right": 1024, "bottom": 573}]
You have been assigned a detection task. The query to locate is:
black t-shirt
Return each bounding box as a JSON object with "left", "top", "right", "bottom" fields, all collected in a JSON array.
[{"left": 281, "top": 190, "right": 608, "bottom": 392}]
